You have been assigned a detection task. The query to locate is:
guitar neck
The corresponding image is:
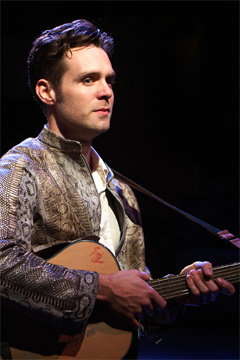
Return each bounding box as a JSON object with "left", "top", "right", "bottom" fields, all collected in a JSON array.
[{"left": 149, "top": 262, "right": 240, "bottom": 300}]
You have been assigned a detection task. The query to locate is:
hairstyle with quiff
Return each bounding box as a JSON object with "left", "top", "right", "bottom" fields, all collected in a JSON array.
[{"left": 27, "top": 19, "right": 114, "bottom": 109}]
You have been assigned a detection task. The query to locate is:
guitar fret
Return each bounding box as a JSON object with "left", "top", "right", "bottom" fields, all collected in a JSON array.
[
  {"left": 177, "top": 273, "right": 189, "bottom": 298},
  {"left": 166, "top": 276, "right": 172, "bottom": 297},
  {"left": 157, "top": 278, "right": 163, "bottom": 295},
  {"left": 150, "top": 275, "right": 189, "bottom": 300}
]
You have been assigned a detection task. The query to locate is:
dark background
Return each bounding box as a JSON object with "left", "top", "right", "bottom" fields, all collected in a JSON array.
[{"left": 1, "top": 1, "right": 239, "bottom": 359}]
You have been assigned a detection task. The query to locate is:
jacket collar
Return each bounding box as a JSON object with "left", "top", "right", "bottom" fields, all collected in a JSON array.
[
  {"left": 37, "top": 125, "right": 82, "bottom": 153},
  {"left": 37, "top": 125, "right": 114, "bottom": 183}
]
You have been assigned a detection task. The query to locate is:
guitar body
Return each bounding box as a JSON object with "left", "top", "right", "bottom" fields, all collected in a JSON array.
[
  {"left": 5, "top": 240, "right": 239, "bottom": 360},
  {"left": 9, "top": 241, "right": 135, "bottom": 360}
]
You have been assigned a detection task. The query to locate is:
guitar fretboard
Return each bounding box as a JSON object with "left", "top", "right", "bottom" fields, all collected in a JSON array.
[{"left": 148, "top": 262, "right": 240, "bottom": 300}]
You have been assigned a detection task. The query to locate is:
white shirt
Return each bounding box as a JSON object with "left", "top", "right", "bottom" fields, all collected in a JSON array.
[{"left": 91, "top": 148, "right": 121, "bottom": 255}]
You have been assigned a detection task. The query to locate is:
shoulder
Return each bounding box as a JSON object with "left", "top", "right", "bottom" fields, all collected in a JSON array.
[
  {"left": 0, "top": 138, "right": 49, "bottom": 187},
  {"left": 0, "top": 137, "right": 48, "bottom": 168},
  {"left": 112, "top": 177, "right": 139, "bottom": 205}
]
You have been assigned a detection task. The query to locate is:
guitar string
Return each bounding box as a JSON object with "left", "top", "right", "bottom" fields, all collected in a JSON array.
[
  {"left": 149, "top": 264, "right": 240, "bottom": 287},
  {"left": 149, "top": 272, "right": 238, "bottom": 292},
  {"left": 148, "top": 266, "right": 239, "bottom": 299},
  {"left": 150, "top": 274, "right": 240, "bottom": 299},
  {"left": 149, "top": 271, "right": 239, "bottom": 290},
  {"left": 149, "top": 271, "right": 240, "bottom": 290},
  {"left": 150, "top": 274, "right": 239, "bottom": 299},
  {"left": 150, "top": 276, "right": 240, "bottom": 300}
]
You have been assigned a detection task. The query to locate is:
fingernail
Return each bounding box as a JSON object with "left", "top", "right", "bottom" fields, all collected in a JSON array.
[{"left": 190, "top": 270, "right": 197, "bottom": 276}]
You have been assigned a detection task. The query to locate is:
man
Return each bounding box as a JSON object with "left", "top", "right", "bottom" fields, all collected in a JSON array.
[{"left": 0, "top": 19, "right": 235, "bottom": 359}]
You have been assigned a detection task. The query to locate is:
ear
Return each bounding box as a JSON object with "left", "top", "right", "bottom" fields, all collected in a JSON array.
[{"left": 35, "top": 79, "right": 56, "bottom": 105}]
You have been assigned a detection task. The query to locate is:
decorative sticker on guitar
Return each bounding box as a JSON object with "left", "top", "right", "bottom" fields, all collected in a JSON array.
[
  {"left": 86, "top": 327, "right": 96, "bottom": 338},
  {"left": 89, "top": 246, "right": 105, "bottom": 264}
]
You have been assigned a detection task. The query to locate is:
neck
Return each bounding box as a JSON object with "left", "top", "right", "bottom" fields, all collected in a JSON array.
[{"left": 81, "top": 142, "right": 92, "bottom": 169}]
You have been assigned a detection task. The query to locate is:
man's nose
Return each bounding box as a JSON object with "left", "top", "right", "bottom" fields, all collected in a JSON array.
[{"left": 97, "top": 80, "right": 113, "bottom": 100}]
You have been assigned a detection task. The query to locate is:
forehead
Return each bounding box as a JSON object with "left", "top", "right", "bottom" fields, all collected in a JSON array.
[{"left": 63, "top": 45, "right": 114, "bottom": 75}]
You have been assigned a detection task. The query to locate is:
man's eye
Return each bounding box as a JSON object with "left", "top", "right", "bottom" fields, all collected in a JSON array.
[
  {"left": 107, "top": 80, "right": 115, "bottom": 87},
  {"left": 83, "top": 78, "right": 92, "bottom": 84},
  {"left": 107, "top": 77, "right": 116, "bottom": 86}
]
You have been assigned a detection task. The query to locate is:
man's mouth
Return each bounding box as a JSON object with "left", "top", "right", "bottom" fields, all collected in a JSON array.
[{"left": 94, "top": 108, "right": 110, "bottom": 116}]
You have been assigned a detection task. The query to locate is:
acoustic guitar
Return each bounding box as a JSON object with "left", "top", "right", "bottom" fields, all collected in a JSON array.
[{"left": 8, "top": 240, "right": 240, "bottom": 360}]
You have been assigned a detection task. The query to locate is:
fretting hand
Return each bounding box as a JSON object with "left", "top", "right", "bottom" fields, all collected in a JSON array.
[{"left": 179, "top": 261, "right": 235, "bottom": 306}]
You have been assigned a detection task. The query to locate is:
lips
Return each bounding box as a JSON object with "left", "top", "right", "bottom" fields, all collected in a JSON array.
[{"left": 94, "top": 108, "right": 110, "bottom": 116}]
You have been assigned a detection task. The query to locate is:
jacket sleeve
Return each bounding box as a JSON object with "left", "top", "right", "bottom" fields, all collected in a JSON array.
[{"left": 0, "top": 153, "right": 99, "bottom": 335}]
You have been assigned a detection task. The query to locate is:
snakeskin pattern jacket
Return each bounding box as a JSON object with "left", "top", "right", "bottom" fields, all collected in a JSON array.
[
  {"left": 0, "top": 127, "right": 185, "bottom": 355},
  {"left": 0, "top": 126, "right": 147, "bottom": 336}
]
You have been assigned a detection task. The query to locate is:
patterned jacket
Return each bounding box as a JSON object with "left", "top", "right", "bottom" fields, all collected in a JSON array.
[
  {"left": 0, "top": 127, "right": 185, "bottom": 358},
  {"left": 0, "top": 126, "right": 147, "bottom": 336}
]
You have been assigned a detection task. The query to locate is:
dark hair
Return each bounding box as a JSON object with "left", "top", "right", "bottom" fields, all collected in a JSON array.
[{"left": 27, "top": 19, "right": 114, "bottom": 108}]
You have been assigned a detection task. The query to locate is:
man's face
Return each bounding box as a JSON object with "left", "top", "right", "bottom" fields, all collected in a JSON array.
[{"left": 49, "top": 45, "right": 115, "bottom": 143}]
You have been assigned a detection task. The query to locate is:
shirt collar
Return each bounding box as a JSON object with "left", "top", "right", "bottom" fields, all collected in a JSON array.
[{"left": 91, "top": 147, "right": 108, "bottom": 188}]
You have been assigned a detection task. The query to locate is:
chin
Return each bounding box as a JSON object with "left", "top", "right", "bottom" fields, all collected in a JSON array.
[
  {"left": 87, "top": 125, "right": 110, "bottom": 141},
  {"left": 97, "top": 126, "right": 110, "bottom": 136},
  {"left": 97, "top": 120, "right": 111, "bottom": 133}
]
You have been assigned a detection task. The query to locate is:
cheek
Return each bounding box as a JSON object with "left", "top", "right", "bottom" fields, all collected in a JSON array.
[
  {"left": 110, "top": 92, "right": 114, "bottom": 106},
  {"left": 60, "top": 91, "right": 84, "bottom": 110},
  {"left": 66, "top": 89, "right": 91, "bottom": 106}
]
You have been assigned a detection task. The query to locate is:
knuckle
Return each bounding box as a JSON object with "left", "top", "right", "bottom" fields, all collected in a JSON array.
[
  {"left": 142, "top": 298, "right": 150, "bottom": 307},
  {"left": 202, "top": 287, "right": 210, "bottom": 295}
]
